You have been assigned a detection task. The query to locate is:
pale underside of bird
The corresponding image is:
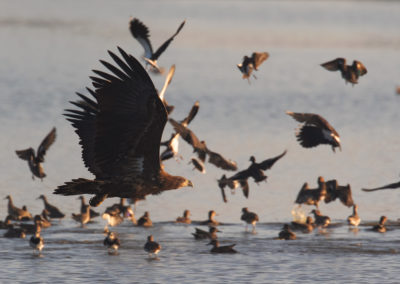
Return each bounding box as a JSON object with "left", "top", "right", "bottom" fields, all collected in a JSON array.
[
  {"left": 129, "top": 17, "right": 185, "bottom": 74},
  {"left": 160, "top": 101, "right": 199, "bottom": 162},
  {"left": 15, "top": 127, "right": 56, "bottom": 181},
  {"left": 157, "top": 64, "right": 176, "bottom": 114},
  {"left": 218, "top": 150, "right": 287, "bottom": 202},
  {"left": 54, "top": 47, "right": 192, "bottom": 207},
  {"left": 321, "top": 57, "right": 367, "bottom": 85},
  {"left": 286, "top": 111, "right": 341, "bottom": 152},
  {"left": 237, "top": 52, "right": 269, "bottom": 83}
]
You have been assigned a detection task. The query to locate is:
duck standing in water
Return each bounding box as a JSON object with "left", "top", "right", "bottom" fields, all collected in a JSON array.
[
  {"left": 15, "top": 127, "right": 56, "bottom": 181},
  {"left": 144, "top": 235, "right": 161, "bottom": 258},
  {"left": 176, "top": 210, "right": 191, "bottom": 224},
  {"left": 137, "top": 211, "right": 153, "bottom": 227},
  {"left": 311, "top": 209, "right": 331, "bottom": 228},
  {"left": 208, "top": 239, "right": 237, "bottom": 253},
  {"left": 200, "top": 210, "right": 220, "bottom": 226},
  {"left": 104, "top": 231, "right": 120, "bottom": 254},
  {"left": 72, "top": 204, "right": 91, "bottom": 227},
  {"left": 277, "top": 224, "right": 297, "bottom": 240},
  {"left": 240, "top": 207, "right": 259, "bottom": 233},
  {"left": 372, "top": 216, "right": 387, "bottom": 233},
  {"left": 347, "top": 204, "right": 361, "bottom": 227}
]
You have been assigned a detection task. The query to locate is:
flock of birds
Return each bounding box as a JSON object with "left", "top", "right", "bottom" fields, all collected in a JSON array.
[{"left": 4, "top": 17, "right": 400, "bottom": 257}]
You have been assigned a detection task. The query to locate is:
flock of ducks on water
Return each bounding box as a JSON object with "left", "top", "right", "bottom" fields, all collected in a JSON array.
[{"left": 6, "top": 17, "right": 400, "bottom": 257}]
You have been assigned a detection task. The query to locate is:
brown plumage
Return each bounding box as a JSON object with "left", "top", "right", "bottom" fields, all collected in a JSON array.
[
  {"left": 157, "top": 65, "right": 176, "bottom": 114},
  {"left": 218, "top": 151, "right": 286, "bottom": 202},
  {"left": 286, "top": 111, "right": 341, "bottom": 152},
  {"left": 54, "top": 47, "right": 192, "bottom": 207},
  {"left": 347, "top": 204, "right": 361, "bottom": 227},
  {"left": 362, "top": 180, "right": 400, "bottom": 192},
  {"left": 192, "top": 227, "right": 220, "bottom": 240},
  {"left": 5, "top": 195, "right": 32, "bottom": 221},
  {"left": 311, "top": 209, "right": 331, "bottom": 228},
  {"left": 38, "top": 195, "right": 65, "bottom": 219},
  {"left": 78, "top": 196, "right": 99, "bottom": 219},
  {"left": 160, "top": 101, "right": 199, "bottom": 162},
  {"left": 208, "top": 239, "right": 237, "bottom": 253},
  {"left": 72, "top": 204, "right": 91, "bottom": 226},
  {"left": 324, "top": 179, "right": 354, "bottom": 207},
  {"left": 15, "top": 127, "right": 56, "bottom": 181},
  {"left": 176, "top": 209, "right": 191, "bottom": 224},
  {"left": 372, "top": 216, "right": 387, "bottom": 233},
  {"left": 200, "top": 210, "right": 220, "bottom": 226},
  {"left": 321, "top": 57, "right": 367, "bottom": 85},
  {"left": 169, "top": 118, "right": 237, "bottom": 171},
  {"left": 144, "top": 235, "right": 161, "bottom": 256},
  {"left": 189, "top": 157, "right": 206, "bottom": 174},
  {"left": 240, "top": 207, "right": 259, "bottom": 232},
  {"left": 295, "top": 177, "right": 327, "bottom": 209},
  {"left": 277, "top": 224, "right": 297, "bottom": 240},
  {"left": 137, "top": 211, "right": 153, "bottom": 227},
  {"left": 237, "top": 52, "right": 269, "bottom": 83},
  {"left": 291, "top": 216, "right": 315, "bottom": 233}
]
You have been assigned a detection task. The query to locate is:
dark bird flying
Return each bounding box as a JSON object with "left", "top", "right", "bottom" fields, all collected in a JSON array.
[
  {"left": 15, "top": 127, "right": 56, "bottom": 181},
  {"left": 129, "top": 18, "right": 186, "bottom": 74},
  {"left": 321, "top": 57, "right": 367, "bottom": 85},
  {"left": 286, "top": 111, "right": 341, "bottom": 152},
  {"left": 237, "top": 52, "right": 269, "bottom": 83},
  {"left": 362, "top": 180, "right": 400, "bottom": 192},
  {"left": 54, "top": 47, "right": 193, "bottom": 207}
]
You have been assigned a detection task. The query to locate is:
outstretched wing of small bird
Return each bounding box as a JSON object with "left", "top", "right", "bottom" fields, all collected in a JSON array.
[
  {"left": 337, "top": 184, "right": 354, "bottom": 207},
  {"left": 286, "top": 112, "right": 338, "bottom": 134},
  {"left": 169, "top": 118, "right": 207, "bottom": 161},
  {"left": 206, "top": 149, "right": 237, "bottom": 171},
  {"left": 129, "top": 18, "right": 153, "bottom": 59},
  {"left": 36, "top": 127, "right": 56, "bottom": 163},
  {"left": 180, "top": 101, "right": 199, "bottom": 126},
  {"left": 320, "top": 58, "right": 346, "bottom": 72},
  {"left": 258, "top": 150, "right": 287, "bottom": 171},
  {"left": 152, "top": 20, "right": 186, "bottom": 61},
  {"left": 158, "top": 65, "right": 175, "bottom": 102},
  {"left": 295, "top": 182, "right": 310, "bottom": 204},
  {"left": 362, "top": 181, "right": 400, "bottom": 192},
  {"left": 16, "top": 148, "right": 35, "bottom": 161},
  {"left": 240, "top": 179, "right": 249, "bottom": 198},
  {"left": 251, "top": 52, "right": 269, "bottom": 70}
]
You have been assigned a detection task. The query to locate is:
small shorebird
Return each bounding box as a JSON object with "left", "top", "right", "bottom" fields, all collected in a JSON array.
[
  {"left": 15, "top": 127, "right": 56, "bottom": 181},
  {"left": 347, "top": 204, "right": 361, "bottom": 227},
  {"left": 175, "top": 209, "right": 191, "bottom": 224},
  {"left": 240, "top": 207, "right": 259, "bottom": 232},
  {"left": 144, "top": 235, "right": 161, "bottom": 258},
  {"left": 137, "top": 211, "right": 153, "bottom": 227},
  {"left": 321, "top": 57, "right": 367, "bottom": 85},
  {"left": 277, "top": 224, "right": 297, "bottom": 240},
  {"left": 311, "top": 209, "right": 331, "bottom": 228},
  {"left": 38, "top": 195, "right": 65, "bottom": 219},
  {"left": 29, "top": 222, "right": 44, "bottom": 255},
  {"left": 286, "top": 111, "right": 341, "bottom": 152},
  {"left": 72, "top": 204, "right": 91, "bottom": 227},
  {"left": 372, "top": 216, "right": 387, "bottom": 233},
  {"left": 208, "top": 239, "right": 237, "bottom": 253},
  {"left": 104, "top": 231, "right": 120, "bottom": 254},
  {"left": 237, "top": 52, "right": 269, "bottom": 83},
  {"left": 192, "top": 227, "right": 220, "bottom": 240},
  {"left": 129, "top": 18, "right": 186, "bottom": 74}
]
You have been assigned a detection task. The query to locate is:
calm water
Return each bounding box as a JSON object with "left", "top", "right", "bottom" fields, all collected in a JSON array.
[{"left": 1, "top": 0, "right": 400, "bottom": 283}]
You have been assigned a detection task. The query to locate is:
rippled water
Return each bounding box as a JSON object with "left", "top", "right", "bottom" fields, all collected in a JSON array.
[{"left": 1, "top": 0, "right": 400, "bottom": 283}]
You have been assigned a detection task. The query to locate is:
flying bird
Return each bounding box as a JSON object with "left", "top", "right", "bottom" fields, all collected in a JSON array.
[
  {"left": 324, "top": 179, "right": 354, "bottom": 207},
  {"left": 189, "top": 157, "right": 206, "bottom": 174},
  {"left": 169, "top": 118, "right": 236, "bottom": 171},
  {"left": 129, "top": 18, "right": 186, "bottom": 74},
  {"left": 321, "top": 57, "right": 367, "bottom": 85},
  {"left": 362, "top": 180, "right": 400, "bottom": 192},
  {"left": 286, "top": 111, "right": 341, "bottom": 152},
  {"left": 295, "top": 176, "right": 327, "bottom": 209},
  {"left": 160, "top": 101, "right": 199, "bottom": 162},
  {"left": 15, "top": 127, "right": 56, "bottom": 181},
  {"left": 37, "top": 195, "right": 65, "bottom": 219},
  {"left": 54, "top": 47, "right": 193, "bottom": 206},
  {"left": 237, "top": 52, "right": 269, "bottom": 83},
  {"left": 218, "top": 150, "right": 287, "bottom": 202}
]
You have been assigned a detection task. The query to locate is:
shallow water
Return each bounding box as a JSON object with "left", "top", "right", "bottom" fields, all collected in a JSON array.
[{"left": 1, "top": 0, "right": 400, "bottom": 283}]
